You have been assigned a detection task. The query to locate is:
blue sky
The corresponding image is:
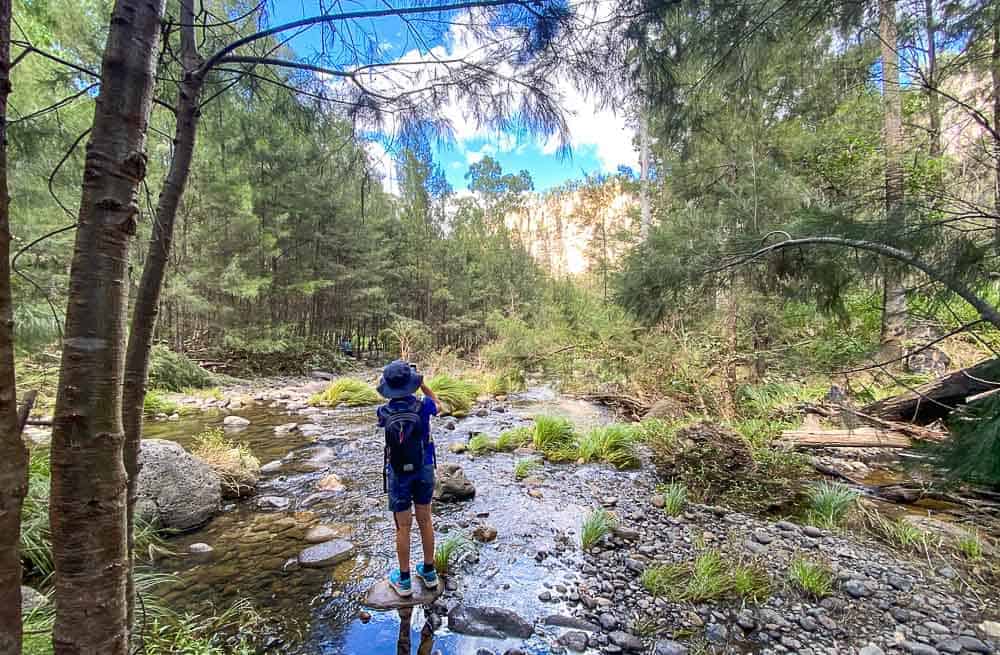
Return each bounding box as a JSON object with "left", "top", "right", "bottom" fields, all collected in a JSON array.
[{"left": 266, "top": 2, "right": 636, "bottom": 193}]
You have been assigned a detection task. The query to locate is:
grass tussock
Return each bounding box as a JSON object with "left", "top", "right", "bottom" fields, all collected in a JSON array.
[
  {"left": 480, "top": 369, "right": 525, "bottom": 396},
  {"left": 804, "top": 482, "right": 858, "bottom": 528},
  {"left": 191, "top": 427, "right": 260, "bottom": 498},
  {"left": 425, "top": 374, "right": 480, "bottom": 417},
  {"left": 514, "top": 457, "right": 542, "bottom": 480},
  {"left": 532, "top": 415, "right": 578, "bottom": 458},
  {"left": 860, "top": 508, "right": 937, "bottom": 553},
  {"left": 497, "top": 426, "right": 533, "bottom": 452},
  {"left": 467, "top": 434, "right": 497, "bottom": 455},
  {"left": 435, "top": 533, "right": 474, "bottom": 576},
  {"left": 658, "top": 482, "right": 688, "bottom": 517},
  {"left": 580, "top": 507, "right": 616, "bottom": 550},
  {"left": 148, "top": 345, "right": 215, "bottom": 392},
  {"left": 956, "top": 530, "right": 983, "bottom": 560},
  {"left": 577, "top": 424, "right": 640, "bottom": 469},
  {"left": 787, "top": 557, "right": 834, "bottom": 598},
  {"left": 641, "top": 550, "right": 770, "bottom": 603},
  {"left": 309, "top": 378, "right": 381, "bottom": 407}
]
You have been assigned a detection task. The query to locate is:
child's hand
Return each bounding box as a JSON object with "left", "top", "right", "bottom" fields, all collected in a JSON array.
[{"left": 419, "top": 382, "right": 441, "bottom": 409}]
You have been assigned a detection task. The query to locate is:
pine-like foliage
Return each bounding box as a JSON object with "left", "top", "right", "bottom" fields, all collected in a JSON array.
[{"left": 937, "top": 396, "right": 1000, "bottom": 488}]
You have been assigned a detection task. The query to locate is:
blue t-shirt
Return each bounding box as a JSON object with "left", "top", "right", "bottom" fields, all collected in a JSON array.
[{"left": 377, "top": 395, "right": 438, "bottom": 466}]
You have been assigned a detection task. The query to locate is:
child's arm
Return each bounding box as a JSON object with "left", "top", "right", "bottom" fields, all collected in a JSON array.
[{"left": 419, "top": 382, "right": 441, "bottom": 411}]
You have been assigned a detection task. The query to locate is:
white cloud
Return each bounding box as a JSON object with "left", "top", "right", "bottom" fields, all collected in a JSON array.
[{"left": 363, "top": 140, "right": 399, "bottom": 196}]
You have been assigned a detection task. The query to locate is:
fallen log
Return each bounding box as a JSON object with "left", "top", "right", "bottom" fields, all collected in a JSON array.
[
  {"left": 779, "top": 427, "right": 913, "bottom": 448},
  {"left": 862, "top": 358, "right": 1000, "bottom": 424},
  {"left": 801, "top": 403, "right": 946, "bottom": 441},
  {"left": 580, "top": 392, "right": 650, "bottom": 421}
]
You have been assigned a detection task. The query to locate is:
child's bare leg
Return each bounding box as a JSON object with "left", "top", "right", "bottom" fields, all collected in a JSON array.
[
  {"left": 394, "top": 510, "right": 412, "bottom": 571},
  {"left": 414, "top": 503, "right": 435, "bottom": 565}
]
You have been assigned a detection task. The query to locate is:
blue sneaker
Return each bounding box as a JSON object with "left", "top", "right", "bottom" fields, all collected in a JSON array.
[
  {"left": 388, "top": 569, "right": 412, "bottom": 597},
  {"left": 415, "top": 563, "right": 439, "bottom": 589}
]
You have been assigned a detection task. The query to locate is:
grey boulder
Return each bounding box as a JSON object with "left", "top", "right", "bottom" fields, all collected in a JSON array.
[
  {"left": 434, "top": 462, "right": 476, "bottom": 502},
  {"left": 136, "top": 439, "right": 221, "bottom": 531},
  {"left": 298, "top": 539, "right": 356, "bottom": 568},
  {"left": 447, "top": 605, "right": 533, "bottom": 639}
]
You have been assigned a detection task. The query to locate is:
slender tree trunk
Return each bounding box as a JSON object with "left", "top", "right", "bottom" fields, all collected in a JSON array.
[
  {"left": 639, "top": 109, "right": 651, "bottom": 238},
  {"left": 122, "top": 0, "right": 202, "bottom": 629},
  {"left": 0, "top": 0, "right": 28, "bottom": 651},
  {"left": 925, "top": 0, "right": 940, "bottom": 158},
  {"left": 49, "top": 1, "right": 165, "bottom": 652},
  {"left": 880, "top": 0, "right": 907, "bottom": 363},
  {"left": 993, "top": 5, "right": 999, "bottom": 254}
]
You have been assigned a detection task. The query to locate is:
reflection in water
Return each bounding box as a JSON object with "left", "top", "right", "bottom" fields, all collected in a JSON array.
[{"left": 396, "top": 607, "right": 434, "bottom": 655}]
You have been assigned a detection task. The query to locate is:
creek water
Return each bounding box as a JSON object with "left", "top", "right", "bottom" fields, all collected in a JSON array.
[{"left": 145, "top": 384, "right": 618, "bottom": 655}]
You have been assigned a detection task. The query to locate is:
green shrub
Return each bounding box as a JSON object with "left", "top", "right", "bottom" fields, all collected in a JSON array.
[
  {"left": 148, "top": 345, "right": 215, "bottom": 392},
  {"left": 143, "top": 390, "right": 179, "bottom": 416},
  {"left": 659, "top": 482, "right": 688, "bottom": 517},
  {"left": 435, "top": 533, "right": 474, "bottom": 576},
  {"left": 514, "top": 458, "right": 543, "bottom": 480},
  {"left": 532, "top": 415, "right": 577, "bottom": 458},
  {"left": 580, "top": 507, "right": 616, "bottom": 550},
  {"left": 191, "top": 428, "right": 260, "bottom": 498},
  {"left": 937, "top": 394, "right": 1000, "bottom": 488},
  {"left": 308, "top": 378, "right": 380, "bottom": 407},
  {"left": 497, "top": 426, "right": 533, "bottom": 452},
  {"left": 804, "top": 482, "right": 858, "bottom": 528},
  {"left": 425, "top": 374, "right": 479, "bottom": 417},
  {"left": 577, "top": 424, "right": 640, "bottom": 469},
  {"left": 788, "top": 557, "right": 834, "bottom": 598},
  {"left": 21, "top": 447, "right": 52, "bottom": 575}
]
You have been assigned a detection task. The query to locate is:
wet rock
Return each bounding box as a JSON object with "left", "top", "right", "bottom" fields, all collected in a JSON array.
[
  {"left": 260, "top": 460, "right": 283, "bottom": 474},
  {"left": 654, "top": 641, "right": 689, "bottom": 655},
  {"left": 447, "top": 605, "right": 534, "bottom": 639},
  {"left": 473, "top": 525, "right": 498, "bottom": 542},
  {"left": 434, "top": 463, "right": 476, "bottom": 502},
  {"left": 136, "top": 439, "right": 221, "bottom": 530},
  {"left": 609, "top": 631, "right": 643, "bottom": 651},
  {"left": 189, "top": 542, "right": 213, "bottom": 555},
  {"left": 304, "top": 525, "right": 337, "bottom": 543},
  {"left": 559, "top": 631, "right": 589, "bottom": 652},
  {"left": 651, "top": 494, "right": 666, "bottom": 509},
  {"left": 544, "top": 615, "right": 599, "bottom": 632},
  {"left": 859, "top": 647, "right": 885, "bottom": 655},
  {"left": 364, "top": 578, "right": 443, "bottom": 610},
  {"left": 298, "top": 539, "right": 355, "bottom": 568},
  {"left": 21, "top": 586, "right": 48, "bottom": 615},
  {"left": 475, "top": 408, "right": 489, "bottom": 417},
  {"left": 538, "top": 591, "right": 552, "bottom": 602},
  {"left": 256, "top": 496, "right": 291, "bottom": 511},
  {"left": 599, "top": 613, "right": 618, "bottom": 631},
  {"left": 449, "top": 442, "right": 468, "bottom": 454},
  {"left": 222, "top": 415, "right": 250, "bottom": 428},
  {"left": 316, "top": 474, "right": 346, "bottom": 492},
  {"left": 274, "top": 423, "right": 299, "bottom": 434}
]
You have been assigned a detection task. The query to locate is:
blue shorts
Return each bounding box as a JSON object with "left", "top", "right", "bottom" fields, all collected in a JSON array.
[{"left": 387, "top": 464, "right": 435, "bottom": 512}]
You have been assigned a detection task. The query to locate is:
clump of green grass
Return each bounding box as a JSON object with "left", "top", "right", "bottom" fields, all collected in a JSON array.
[
  {"left": 467, "top": 434, "right": 498, "bottom": 455},
  {"left": 435, "top": 533, "right": 474, "bottom": 576},
  {"left": 21, "top": 446, "right": 52, "bottom": 575},
  {"left": 144, "top": 390, "right": 179, "bottom": 416},
  {"left": 804, "top": 482, "right": 859, "bottom": 528},
  {"left": 862, "top": 509, "right": 935, "bottom": 552},
  {"left": 577, "top": 424, "right": 640, "bottom": 469},
  {"left": 533, "top": 415, "right": 578, "bottom": 458},
  {"left": 308, "top": 378, "right": 380, "bottom": 407},
  {"left": 659, "top": 482, "right": 688, "bottom": 517},
  {"left": 182, "top": 386, "right": 223, "bottom": 401},
  {"left": 148, "top": 345, "right": 215, "bottom": 392},
  {"left": 956, "top": 530, "right": 983, "bottom": 560},
  {"left": 787, "top": 557, "right": 834, "bottom": 598},
  {"left": 191, "top": 427, "right": 260, "bottom": 498},
  {"left": 514, "top": 458, "right": 542, "bottom": 481},
  {"left": 641, "top": 550, "right": 771, "bottom": 603},
  {"left": 480, "top": 369, "right": 525, "bottom": 396},
  {"left": 580, "top": 507, "right": 616, "bottom": 550},
  {"left": 496, "top": 426, "right": 533, "bottom": 452},
  {"left": 425, "top": 374, "right": 479, "bottom": 417},
  {"left": 641, "top": 563, "right": 686, "bottom": 596}
]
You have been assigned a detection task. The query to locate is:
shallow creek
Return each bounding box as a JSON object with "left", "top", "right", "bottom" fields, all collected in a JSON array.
[{"left": 146, "top": 384, "right": 624, "bottom": 654}]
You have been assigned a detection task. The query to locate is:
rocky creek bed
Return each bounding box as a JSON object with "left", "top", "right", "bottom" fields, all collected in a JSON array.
[{"left": 133, "top": 377, "right": 999, "bottom": 655}]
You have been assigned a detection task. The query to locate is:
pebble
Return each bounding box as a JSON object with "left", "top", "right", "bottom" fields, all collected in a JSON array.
[
  {"left": 900, "top": 641, "right": 940, "bottom": 655},
  {"left": 956, "top": 636, "right": 990, "bottom": 653},
  {"left": 753, "top": 529, "right": 774, "bottom": 544},
  {"left": 844, "top": 579, "right": 871, "bottom": 598},
  {"left": 654, "top": 641, "right": 689, "bottom": 655},
  {"left": 859, "top": 646, "right": 885, "bottom": 655}
]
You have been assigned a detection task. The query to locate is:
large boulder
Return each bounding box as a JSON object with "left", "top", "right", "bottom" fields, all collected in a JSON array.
[
  {"left": 434, "top": 462, "right": 476, "bottom": 502},
  {"left": 644, "top": 397, "right": 686, "bottom": 421},
  {"left": 298, "top": 539, "right": 356, "bottom": 568},
  {"left": 136, "top": 439, "right": 221, "bottom": 531},
  {"left": 447, "top": 605, "right": 534, "bottom": 639}
]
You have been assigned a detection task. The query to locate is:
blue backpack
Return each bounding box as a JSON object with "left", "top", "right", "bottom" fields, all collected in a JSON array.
[{"left": 382, "top": 398, "right": 427, "bottom": 488}]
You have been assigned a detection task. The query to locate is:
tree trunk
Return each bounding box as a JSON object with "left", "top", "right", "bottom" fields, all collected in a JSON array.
[
  {"left": 925, "top": 0, "right": 941, "bottom": 157},
  {"left": 880, "top": 0, "right": 907, "bottom": 363},
  {"left": 122, "top": 0, "right": 202, "bottom": 629},
  {"left": 639, "top": 108, "right": 651, "bottom": 238},
  {"left": 993, "top": 4, "right": 999, "bottom": 254},
  {"left": 863, "top": 358, "right": 1000, "bottom": 424},
  {"left": 0, "top": 0, "right": 28, "bottom": 650},
  {"left": 49, "top": 1, "right": 166, "bottom": 652}
]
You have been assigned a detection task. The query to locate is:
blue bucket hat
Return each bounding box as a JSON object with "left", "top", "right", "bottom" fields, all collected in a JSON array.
[{"left": 377, "top": 359, "right": 423, "bottom": 399}]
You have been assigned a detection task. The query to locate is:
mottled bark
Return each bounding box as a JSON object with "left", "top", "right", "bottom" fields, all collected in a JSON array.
[
  {"left": 0, "top": 0, "right": 28, "bottom": 651},
  {"left": 993, "top": 5, "right": 999, "bottom": 253},
  {"left": 122, "top": 0, "right": 202, "bottom": 629},
  {"left": 880, "top": 0, "right": 907, "bottom": 363},
  {"left": 49, "top": 1, "right": 166, "bottom": 653},
  {"left": 925, "top": 0, "right": 940, "bottom": 157}
]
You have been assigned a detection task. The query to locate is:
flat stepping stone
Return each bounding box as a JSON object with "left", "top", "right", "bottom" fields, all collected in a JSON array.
[
  {"left": 298, "top": 539, "right": 355, "bottom": 568},
  {"left": 362, "top": 578, "right": 443, "bottom": 610}
]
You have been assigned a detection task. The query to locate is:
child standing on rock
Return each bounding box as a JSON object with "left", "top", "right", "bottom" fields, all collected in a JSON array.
[{"left": 376, "top": 360, "right": 442, "bottom": 597}]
